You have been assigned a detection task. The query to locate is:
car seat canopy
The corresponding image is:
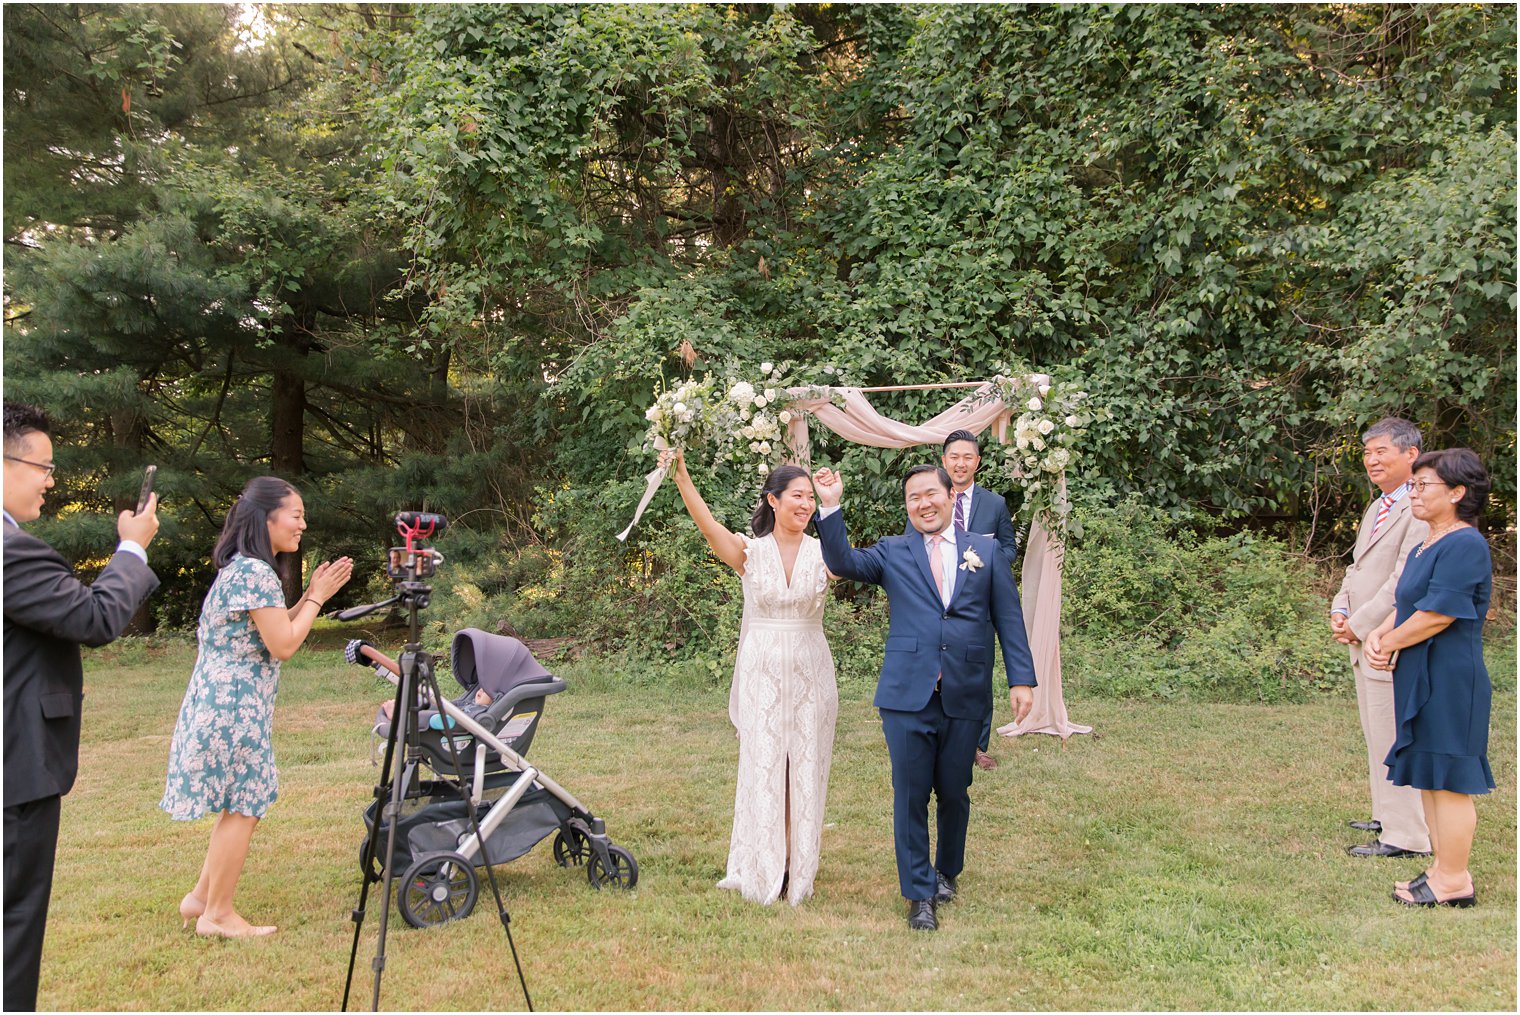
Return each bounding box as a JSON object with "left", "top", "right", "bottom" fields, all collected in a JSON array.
[{"left": 451, "top": 628, "right": 554, "bottom": 696}]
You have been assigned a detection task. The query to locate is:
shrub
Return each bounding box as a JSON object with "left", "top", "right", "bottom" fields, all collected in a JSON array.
[{"left": 1061, "top": 502, "right": 1348, "bottom": 702}]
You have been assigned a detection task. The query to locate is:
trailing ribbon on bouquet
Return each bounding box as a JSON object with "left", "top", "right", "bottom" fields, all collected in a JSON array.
[{"left": 616, "top": 436, "right": 670, "bottom": 543}]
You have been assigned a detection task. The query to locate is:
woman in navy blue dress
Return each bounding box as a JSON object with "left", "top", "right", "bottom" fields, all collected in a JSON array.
[{"left": 1364, "top": 448, "right": 1492, "bottom": 908}]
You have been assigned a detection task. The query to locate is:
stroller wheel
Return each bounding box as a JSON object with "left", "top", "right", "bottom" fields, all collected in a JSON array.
[
  {"left": 398, "top": 851, "right": 478, "bottom": 929},
  {"left": 552, "top": 828, "right": 591, "bottom": 867},
  {"left": 586, "top": 844, "right": 638, "bottom": 891}
]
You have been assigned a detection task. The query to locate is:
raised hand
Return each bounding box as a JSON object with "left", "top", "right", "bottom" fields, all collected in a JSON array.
[
  {"left": 812, "top": 467, "right": 842, "bottom": 508},
  {"left": 306, "top": 556, "right": 354, "bottom": 605},
  {"left": 657, "top": 446, "right": 687, "bottom": 478},
  {"left": 117, "top": 493, "right": 160, "bottom": 547}
]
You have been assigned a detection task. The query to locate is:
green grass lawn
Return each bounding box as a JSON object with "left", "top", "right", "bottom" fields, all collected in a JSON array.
[{"left": 42, "top": 633, "right": 1516, "bottom": 1011}]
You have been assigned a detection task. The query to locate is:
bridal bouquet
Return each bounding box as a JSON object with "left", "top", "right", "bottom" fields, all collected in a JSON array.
[
  {"left": 641, "top": 361, "right": 845, "bottom": 480},
  {"left": 642, "top": 376, "right": 727, "bottom": 457}
]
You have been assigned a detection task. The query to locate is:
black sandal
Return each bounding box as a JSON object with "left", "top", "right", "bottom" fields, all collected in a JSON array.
[
  {"left": 1394, "top": 870, "right": 1429, "bottom": 893},
  {"left": 1393, "top": 879, "right": 1475, "bottom": 908}
]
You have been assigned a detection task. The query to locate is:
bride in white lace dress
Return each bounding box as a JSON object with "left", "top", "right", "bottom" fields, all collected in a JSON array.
[{"left": 662, "top": 449, "right": 838, "bottom": 906}]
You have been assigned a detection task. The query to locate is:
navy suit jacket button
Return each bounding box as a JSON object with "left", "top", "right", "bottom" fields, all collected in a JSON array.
[{"left": 940, "top": 644, "right": 947, "bottom": 651}]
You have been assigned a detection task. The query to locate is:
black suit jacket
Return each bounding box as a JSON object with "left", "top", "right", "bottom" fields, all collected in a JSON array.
[{"left": 3, "top": 523, "right": 159, "bottom": 805}]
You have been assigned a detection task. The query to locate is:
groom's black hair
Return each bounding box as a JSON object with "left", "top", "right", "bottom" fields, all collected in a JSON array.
[
  {"left": 903, "top": 464, "right": 953, "bottom": 496},
  {"left": 3, "top": 402, "right": 51, "bottom": 452}
]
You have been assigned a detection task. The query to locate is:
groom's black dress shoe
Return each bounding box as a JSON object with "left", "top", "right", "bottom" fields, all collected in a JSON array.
[
  {"left": 934, "top": 872, "right": 957, "bottom": 905},
  {"left": 907, "top": 899, "right": 937, "bottom": 931},
  {"left": 1347, "top": 839, "right": 1431, "bottom": 858},
  {"left": 1349, "top": 819, "right": 1382, "bottom": 833}
]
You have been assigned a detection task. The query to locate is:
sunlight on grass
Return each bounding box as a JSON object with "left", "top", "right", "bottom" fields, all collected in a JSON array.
[{"left": 40, "top": 639, "right": 1517, "bottom": 1011}]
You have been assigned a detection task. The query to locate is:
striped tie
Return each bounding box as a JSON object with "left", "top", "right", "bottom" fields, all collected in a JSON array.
[
  {"left": 954, "top": 492, "right": 966, "bottom": 531},
  {"left": 1371, "top": 493, "right": 1394, "bottom": 537}
]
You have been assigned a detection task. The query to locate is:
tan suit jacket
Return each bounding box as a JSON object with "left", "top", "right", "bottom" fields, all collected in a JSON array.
[{"left": 1331, "top": 491, "right": 1428, "bottom": 677}]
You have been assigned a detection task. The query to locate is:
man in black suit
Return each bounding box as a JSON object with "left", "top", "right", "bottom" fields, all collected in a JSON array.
[
  {"left": 3, "top": 403, "right": 159, "bottom": 1011},
  {"left": 904, "top": 429, "right": 1020, "bottom": 770}
]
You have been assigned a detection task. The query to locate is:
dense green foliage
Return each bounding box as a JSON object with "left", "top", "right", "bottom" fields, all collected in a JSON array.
[
  {"left": 1060, "top": 502, "right": 1349, "bottom": 702},
  {"left": 4, "top": 5, "right": 1514, "bottom": 687}
]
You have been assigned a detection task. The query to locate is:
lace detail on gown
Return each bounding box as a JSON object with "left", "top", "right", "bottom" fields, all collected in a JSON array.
[{"left": 717, "top": 533, "right": 838, "bottom": 906}]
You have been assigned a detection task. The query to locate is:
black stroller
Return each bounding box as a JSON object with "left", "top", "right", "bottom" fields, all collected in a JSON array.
[{"left": 357, "top": 628, "right": 637, "bottom": 928}]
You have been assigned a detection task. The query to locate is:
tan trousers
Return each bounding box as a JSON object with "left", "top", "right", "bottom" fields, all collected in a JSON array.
[{"left": 1353, "top": 659, "right": 1430, "bottom": 852}]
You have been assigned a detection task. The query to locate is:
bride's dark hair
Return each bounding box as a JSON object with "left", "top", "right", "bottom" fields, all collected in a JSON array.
[{"left": 751, "top": 465, "right": 813, "bottom": 537}]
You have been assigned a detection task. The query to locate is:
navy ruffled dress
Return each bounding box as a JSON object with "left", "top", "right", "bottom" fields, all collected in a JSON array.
[{"left": 1384, "top": 527, "right": 1494, "bottom": 795}]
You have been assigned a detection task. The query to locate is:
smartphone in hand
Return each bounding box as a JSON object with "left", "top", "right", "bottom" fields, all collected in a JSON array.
[{"left": 135, "top": 465, "right": 157, "bottom": 514}]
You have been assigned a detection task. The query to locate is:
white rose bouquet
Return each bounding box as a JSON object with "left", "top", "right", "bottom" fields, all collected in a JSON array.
[
  {"left": 638, "top": 360, "right": 848, "bottom": 501},
  {"left": 642, "top": 376, "right": 730, "bottom": 458}
]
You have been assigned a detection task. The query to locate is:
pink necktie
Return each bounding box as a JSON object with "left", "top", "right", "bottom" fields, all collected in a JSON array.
[
  {"left": 1372, "top": 493, "right": 1394, "bottom": 537},
  {"left": 954, "top": 492, "right": 966, "bottom": 530},
  {"left": 928, "top": 533, "right": 948, "bottom": 605}
]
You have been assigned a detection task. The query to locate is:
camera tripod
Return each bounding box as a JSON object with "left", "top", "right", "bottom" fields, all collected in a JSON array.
[{"left": 337, "top": 563, "right": 532, "bottom": 1010}]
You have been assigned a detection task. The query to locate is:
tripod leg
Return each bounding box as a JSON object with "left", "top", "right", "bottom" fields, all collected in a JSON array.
[
  {"left": 419, "top": 663, "right": 534, "bottom": 1011},
  {"left": 342, "top": 644, "right": 415, "bottom": 1012}
]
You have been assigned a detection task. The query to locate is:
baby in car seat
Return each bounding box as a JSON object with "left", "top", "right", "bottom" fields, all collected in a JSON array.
[{"left": 345, "top": 639, "right": 501, "bottom": 721}]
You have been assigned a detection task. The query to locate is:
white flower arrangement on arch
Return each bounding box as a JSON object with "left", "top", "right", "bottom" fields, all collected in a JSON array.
[
  {"left": 981, "top": 372, "right": 1092, "bottom": 540},
  {"left": 640, "top": 361, "right": 846, "bottom": 488}
]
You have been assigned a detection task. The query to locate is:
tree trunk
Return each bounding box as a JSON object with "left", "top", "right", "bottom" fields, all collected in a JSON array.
[{"left": 109, "top": 404, "right": 157, "bottom": 634}]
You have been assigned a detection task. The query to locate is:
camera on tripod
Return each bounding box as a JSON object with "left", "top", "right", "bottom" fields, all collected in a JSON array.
[{"left": 387, "top": 511, "right": 447, "bottom": 583}]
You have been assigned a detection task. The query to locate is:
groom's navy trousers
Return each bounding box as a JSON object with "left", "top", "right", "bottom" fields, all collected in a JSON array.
[
  {"left": 816, "top": 507, "right": 1035, "bottom": 903},
  {"left": 880, "top": 693, "right": 982, "bottom": 900}
]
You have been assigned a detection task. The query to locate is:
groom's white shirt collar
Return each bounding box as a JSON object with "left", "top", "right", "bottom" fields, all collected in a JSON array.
[{"left": 921, "top": 521, "right": 956, "bottom": 548}]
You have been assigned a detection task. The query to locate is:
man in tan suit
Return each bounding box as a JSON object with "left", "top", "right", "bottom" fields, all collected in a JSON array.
[{"left": 1331, "top": 417, "right": 1431, "bottom": 858}]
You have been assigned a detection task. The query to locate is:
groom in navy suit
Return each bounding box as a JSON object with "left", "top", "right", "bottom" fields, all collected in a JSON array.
[
  {"left": 904, "top": 429, "right": 1020, "bottom": 770},
  {"left": 815, "top": 464, "right": 1035, "bottom": 930}
]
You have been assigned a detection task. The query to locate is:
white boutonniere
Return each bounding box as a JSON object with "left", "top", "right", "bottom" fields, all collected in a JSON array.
[{"left": 959, "top": 547, "right": 983, "bottom": 572}]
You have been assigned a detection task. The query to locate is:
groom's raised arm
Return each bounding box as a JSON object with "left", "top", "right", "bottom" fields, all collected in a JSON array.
[{"left": 812, "top": 468, "right": 886, "bottom": 586}]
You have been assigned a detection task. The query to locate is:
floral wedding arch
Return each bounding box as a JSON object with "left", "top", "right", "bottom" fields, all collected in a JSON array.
[{"left": 621, "top": 365, "right": 1093, "bottom": 740}]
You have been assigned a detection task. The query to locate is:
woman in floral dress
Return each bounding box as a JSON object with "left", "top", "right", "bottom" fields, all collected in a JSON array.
[{"left": 161, "top": 477, "right": 352, "bottom": 938}]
